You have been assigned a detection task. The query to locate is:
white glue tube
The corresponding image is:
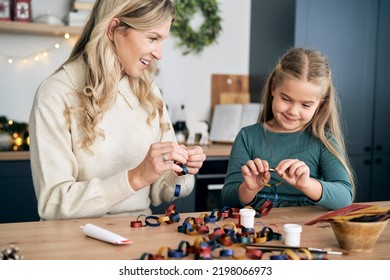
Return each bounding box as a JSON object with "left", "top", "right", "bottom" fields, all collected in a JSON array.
[{"left": 81, "top": 223, "right": 132, "bottom": 245}]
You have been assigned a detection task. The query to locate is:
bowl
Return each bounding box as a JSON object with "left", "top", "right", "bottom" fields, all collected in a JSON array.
[
  {"left": 34, "top": 13, "right": 64, "bottom": 26},
  {"left": 330, "top": 220, "right": 388, "bottom": 252}
]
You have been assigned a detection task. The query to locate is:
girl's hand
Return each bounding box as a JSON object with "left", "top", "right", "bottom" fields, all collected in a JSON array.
[
  {"left": 275, "top": 159, "right": 311, "bottom": 190},
  {"left": 241, "top": 158, "right": 272, "bottom": 191},
  {"left": 239, "top": 158, "right": 272, "bottom": 204}
]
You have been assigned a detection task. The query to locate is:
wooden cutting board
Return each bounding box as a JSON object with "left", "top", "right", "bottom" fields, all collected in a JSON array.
[{"left": 211, "top": 74, "right": 249, "bottom": 113}]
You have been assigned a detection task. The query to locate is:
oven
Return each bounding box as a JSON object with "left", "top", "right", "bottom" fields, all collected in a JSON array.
[{"left": 194, "top": 156, "right": 229, "bottom": 212}]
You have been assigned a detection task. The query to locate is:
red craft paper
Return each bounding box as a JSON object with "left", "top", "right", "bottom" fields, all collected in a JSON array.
[{"left": 305, "top": 203, "right": 372, "bottom": 225}]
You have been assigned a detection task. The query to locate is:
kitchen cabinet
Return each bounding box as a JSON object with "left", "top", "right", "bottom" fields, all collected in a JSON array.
[
  {"left": 250, "top": 0, "right": 390, "bottom": 202},
  {"left": 295, "top": 0, "right": 390, "bottom": 202},
  {"left": 369, "top": 1, "right": 390, "bottom": 201},
  {"left": 194, "top": 156, "right": 229, "bottom": 212},
  {"left": 0, "top": 159, "right": 39, "bottom": 223},
  {"left": 249, "top": 0, "right": 296, "bottom": 100}
]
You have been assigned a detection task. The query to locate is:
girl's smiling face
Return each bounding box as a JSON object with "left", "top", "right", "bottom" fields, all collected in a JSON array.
[
  {"left": 110, "top": 18, "right": 171, "bottom": 78},
  {"left": 269, "top": 78, "right": 322, "bottom": 133}
]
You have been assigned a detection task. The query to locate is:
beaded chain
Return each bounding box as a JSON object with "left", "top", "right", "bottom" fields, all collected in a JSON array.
[
  {"left": 118, "top": 88, "right": 140, "bottom": 110},
  {"left": 63, "top": 64, "right": 139, "bottom": 110},
  {"left": 63, "top": 64, "right": 81, "bottom": 92}
]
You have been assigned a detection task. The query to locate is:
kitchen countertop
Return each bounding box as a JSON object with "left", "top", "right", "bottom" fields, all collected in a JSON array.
[
  {"left": 0, "top": 144, "right": 232, "bottom": 161},
  {"left": 0, "top": 151, "right": 30, "bottom": 161}
]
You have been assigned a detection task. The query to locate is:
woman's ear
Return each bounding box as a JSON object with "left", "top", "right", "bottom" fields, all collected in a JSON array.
[{"left": 107, "top": 18, "right": 120, "bottom": 41}]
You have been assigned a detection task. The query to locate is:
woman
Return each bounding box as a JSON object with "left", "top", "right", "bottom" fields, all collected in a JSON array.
[{"left": 29, "top": 0, "right": 206, "bottom": 220}]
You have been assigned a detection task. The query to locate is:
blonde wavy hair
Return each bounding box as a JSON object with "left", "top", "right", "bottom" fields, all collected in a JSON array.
[
  {"left": 61, "top": 0, "right": 175, "bottom": 148},
  {"left": 259, "top": 47, "right": 356, "bottom": 197}
]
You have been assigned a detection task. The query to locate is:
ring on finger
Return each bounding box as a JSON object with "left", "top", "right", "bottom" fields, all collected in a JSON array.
[{"left": 162, "top": 153, "right": 169, "bottom": 162}]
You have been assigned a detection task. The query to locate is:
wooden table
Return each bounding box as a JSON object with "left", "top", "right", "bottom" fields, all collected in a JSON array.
[{"left": 1, "top": 202, "right": 389, "bottom": 260}]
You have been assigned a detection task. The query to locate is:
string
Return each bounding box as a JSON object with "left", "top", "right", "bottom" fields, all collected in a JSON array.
[
  {"left": 0, "top": 42, "right": 63, "bottom": 65},
  {"left": 262, "top": 168, "right": 283, "bottom": 187}
]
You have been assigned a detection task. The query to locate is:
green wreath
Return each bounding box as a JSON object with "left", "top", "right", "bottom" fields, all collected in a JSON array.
[{"left": 171, "top": 0, "right": 222, "bottom": 55}]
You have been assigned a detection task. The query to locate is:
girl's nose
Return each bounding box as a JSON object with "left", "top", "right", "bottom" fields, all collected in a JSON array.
[{"left": 287, "top": 104, "right": 299, "bottom": 115}]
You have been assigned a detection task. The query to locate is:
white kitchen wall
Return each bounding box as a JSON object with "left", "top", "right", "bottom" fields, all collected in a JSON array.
[{"left": 0, "top": 0, "right": 251, "bottom": 123}]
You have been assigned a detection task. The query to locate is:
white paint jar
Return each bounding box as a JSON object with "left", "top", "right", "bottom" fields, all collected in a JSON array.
[
  {"left": 239, "top": 208, "right": 256, "bottom": 229},
  {"left": 283, "top": 224, "right": 302, "bottom": 247}
]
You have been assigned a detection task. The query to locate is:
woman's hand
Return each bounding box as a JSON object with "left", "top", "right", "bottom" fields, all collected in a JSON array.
[
  {"left": 182, "top": 145, "right": 206, "bottom": 175},
  {"left": 127, "top": 142, "right": 190, "bottom": 190}
]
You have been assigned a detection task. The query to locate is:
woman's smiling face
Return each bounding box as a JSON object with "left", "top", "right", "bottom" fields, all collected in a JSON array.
[{"left": 111, "top": 19, "right": 171, "bottom": 78}]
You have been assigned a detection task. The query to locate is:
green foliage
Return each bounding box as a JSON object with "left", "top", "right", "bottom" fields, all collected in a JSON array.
[{"left": 171, "top": 0, "right": 222, "bottom": 55}]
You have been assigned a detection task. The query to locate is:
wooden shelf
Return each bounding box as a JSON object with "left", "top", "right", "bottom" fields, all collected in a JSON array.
[{"left": 0, "top": 21, "right": 83, "bottom": 36}]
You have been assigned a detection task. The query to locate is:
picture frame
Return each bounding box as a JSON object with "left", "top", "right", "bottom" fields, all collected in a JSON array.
[
  {"left": 0, "top": 0, "right": 12, "bottom": 21},
  {"left": 13, "top": 0, "right": 32, "bottom": 22}
]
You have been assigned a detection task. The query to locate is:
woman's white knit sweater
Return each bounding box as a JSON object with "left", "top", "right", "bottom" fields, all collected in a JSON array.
[{"left": 29, "top": 59, "right": 194, "bottom": 220}]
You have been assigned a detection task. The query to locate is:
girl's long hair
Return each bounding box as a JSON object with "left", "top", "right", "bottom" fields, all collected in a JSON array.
[{"left": 259, "top": 47, "right": 355, "bottom": 197}]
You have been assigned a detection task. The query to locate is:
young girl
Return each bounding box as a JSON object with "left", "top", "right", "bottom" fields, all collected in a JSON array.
[{"left": 221, "top": 47, "right": 354, "bottom": 210}]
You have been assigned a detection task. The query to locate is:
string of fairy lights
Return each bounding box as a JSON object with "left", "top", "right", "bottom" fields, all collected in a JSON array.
[
  {"left": 0, "top": 33, "right": 72, "bottom": 66},
  {"left": 0, "top": 33, "right": 76, "bottom": 151}
]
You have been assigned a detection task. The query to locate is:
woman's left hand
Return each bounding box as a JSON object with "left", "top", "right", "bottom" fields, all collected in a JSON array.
[{"left": 275, "top": 159, "right": 311, "bottom": 190}]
